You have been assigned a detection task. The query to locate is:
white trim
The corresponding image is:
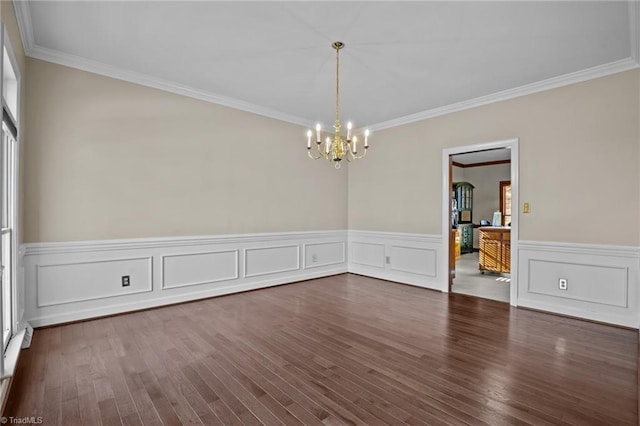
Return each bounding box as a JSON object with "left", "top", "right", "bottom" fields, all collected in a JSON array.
[
  {"left": 23, "top": 230, "right": 348, "bottom": 327},
  {"left": 27, "top": 267, "right": 346, "bottom": 328},
  {"left": 12, "top": 1, "right": 33, "bottom": 54},
  {"left": 348, "top": 230, "right": 442, "bottom": 244},
  {"left": 347, "top": 230, "right": 442, "bottom": 290},
  {"left": 243, "top": 244, "right": 300, "bottom": 278},
  {"left": 26, "top": 45, "right": 314, "bottom": 128},
  {"left": 13, "top": 1, "right": 640, "bottom": 133},
  {"left": 519, "top": 299, "right": 637, "bottom": 330},
  {"left": 349, "top": 241, "right": 386, "bottom": 269},
  {"left": 0, "top": 328, "right": 24, "bottom": 380},
  {"left": 23, "top": 230, "right": 347, "bottom": 256},
  {"left": 361, "top": 59, "right": 638, "bottom": 133},
  {"left": 302, "top": 241, "right": 346, "bottom": 269},
  {"left": 519, "top": 240, "right": 640, "bottom": 258},
  {"left": 3, "top": 27, "right": 20, "bottom": 125},
  {"left": 19, "top": 322, "right": 31, "bottom": 349},
  {"left": 35, "top": 256, "right": 154, "bottom": 307},
  {"left": 630, "top": 0, "right": 640, "bottom": 64},
  {"left": 518, "top": 240, "right": 639, "bottom": 328},
  {"left": 389, "top": 245, "right": 438, "bottom": 278},
  {"left": 442, "top": 138, "right": 519, "bottom": 306},
  {"left": 0, "top": 25, "right": 24, "bottom": 342},
  {"left": 160, "top": 249, "right": 240, "bottom": 290}
]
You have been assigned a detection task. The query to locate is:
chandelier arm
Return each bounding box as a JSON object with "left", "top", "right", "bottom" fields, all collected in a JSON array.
[
  {"left": 322, "top": 138, "right": 331, "bottom": 160},
  {"left": 310, "top": 137, "right": 329, "bottom": 160},
  {"left": 307, "top": 149, "right": 322, "bottom": 160},
  {"left": 349, "top": 147, "right": 368, "bottom": 160}
]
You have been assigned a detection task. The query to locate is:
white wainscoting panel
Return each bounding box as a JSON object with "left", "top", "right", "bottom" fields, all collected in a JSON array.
[
  {"left": 350, "top": 241, "right": 385, "bottom": 268},
  {"left": 23, "top": 230, "right": 347, "bottom": 327},
  {"left": 244, "top": 245, "right": 299, "bottom": 278},
  {"left": 518, "top": 241, "right": 640, "bottom": 328},
  {"left": 303, "top": 241, "right": 345, "bottom": 269},
  {"left": 161, "top": 250, "right": 239, "bottom": 290},
  {"left": 37, "top": 256, "right": 152, "bottom": 307},
  {"left": 390, "top": 246, "right": 437, "bottom": 277},
  {"left": 348, "top": 231, "right": 444, "bottom": 290}
]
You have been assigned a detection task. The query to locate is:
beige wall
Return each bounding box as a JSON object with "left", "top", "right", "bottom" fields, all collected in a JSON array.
[
  {"left": 348, "top": 70, "right": 640, "bottom": 246},
  {"left": 463, "top": 163, "right": 511, "bottom": 226},
  {"left": 451, "top": 165, "right": 464, "bottom": 182},
  {"left": 24, "top": 59, "right": 347, "bottom": 242}
]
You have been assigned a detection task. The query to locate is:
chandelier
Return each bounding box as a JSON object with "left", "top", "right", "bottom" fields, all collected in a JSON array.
[{"left": 306, "top": 41, "right": 369, "bottom": 169}]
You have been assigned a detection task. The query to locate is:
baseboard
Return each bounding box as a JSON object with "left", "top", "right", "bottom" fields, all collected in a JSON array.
[
  {"left": 21, "top": 231, "right": 640, "bottom": 329},
  {"left": 347, "top": 230, "right": 445, "bottom": 291},
  {"left": 23, "top": 230, "right": 348, "bottom": 327},
  {"left": 347, "top": 232, "right": 639, "bottom": 328}
]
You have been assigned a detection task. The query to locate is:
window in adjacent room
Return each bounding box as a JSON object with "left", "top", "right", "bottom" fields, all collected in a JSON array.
[{"left": 500, "top": 180, "right": 511, "bottom": 226}]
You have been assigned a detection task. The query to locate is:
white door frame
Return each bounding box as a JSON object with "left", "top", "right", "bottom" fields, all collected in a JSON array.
[{"left": 441, "top": 138, "right": 519, "bottom": 306}]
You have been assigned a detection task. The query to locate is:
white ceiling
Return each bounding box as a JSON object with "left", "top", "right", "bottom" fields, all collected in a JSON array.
[
  {"left": 16, "top": 1, "right": 638, "bottom": 131},
  {"left": 451, "top": 148, "right": 511, "bottom": 165}
]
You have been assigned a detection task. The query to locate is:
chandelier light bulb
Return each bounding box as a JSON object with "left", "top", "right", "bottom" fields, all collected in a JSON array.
[{"left": 306, "top": 130, "right": 312, "bottom": 148}]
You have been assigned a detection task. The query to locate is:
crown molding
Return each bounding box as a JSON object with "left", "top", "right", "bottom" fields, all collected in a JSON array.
[
  {"left": 630, "top": 0, "right": 640, "bottom": 64},
  {"left": 364, "top": 57, "right": 639, "bottom": 133},
  {"left": 26, "top": 45, "right": 314, "bottom": 128},
  {"left": 14, "top": 1, "right": 640, "bottom": 134},
  {"left": 12, "top": 0, "right": 34, "bottom": 52}
]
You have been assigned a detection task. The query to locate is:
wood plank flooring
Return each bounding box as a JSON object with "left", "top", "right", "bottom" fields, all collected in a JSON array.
[{"left": 5, "top": 273, "right": 638, "bottom": 425}]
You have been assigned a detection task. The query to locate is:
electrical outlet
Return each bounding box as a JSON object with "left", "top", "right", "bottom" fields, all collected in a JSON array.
[
  {"left": 558, "top": 278, "right": 568, "bottom": 290},
  {"left": 122, "top": 275, "right": 130, "bottom": 287},
  {"left": 386, "top": 256, "right": 390, "bottom": 264},
  {"left": 311, "top": 254, "right": 318, "bottom": 263},
  {"left": 523, "top": 202, "right": 530, "bottom": 213}
]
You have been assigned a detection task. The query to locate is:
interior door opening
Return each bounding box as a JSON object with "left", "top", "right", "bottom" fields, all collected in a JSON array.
[{"left": 442, "top": 140, "right": 519, "bottom": 306}]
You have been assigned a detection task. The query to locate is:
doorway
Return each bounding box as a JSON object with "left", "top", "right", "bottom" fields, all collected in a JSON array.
[{"left": 441, "top": 139, "right": 519, "bottom": 306}]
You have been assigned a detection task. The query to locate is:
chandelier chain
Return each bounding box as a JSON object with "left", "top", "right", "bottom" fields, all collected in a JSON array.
[{"left": 335, "top": 45, "right": 340, "bottom": 126}]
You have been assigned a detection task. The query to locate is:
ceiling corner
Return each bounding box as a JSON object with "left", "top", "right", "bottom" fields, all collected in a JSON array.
[{"left": 12, "top": 0, "right": 34, "bottom": 53}]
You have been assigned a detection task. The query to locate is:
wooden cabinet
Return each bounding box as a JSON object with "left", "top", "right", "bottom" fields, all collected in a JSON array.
[
  {"left": 479, "top": 227, "right": 510, "bottom": 273},
  {"left": 449, "top": 229, "right": 462, "bottom": 284}
]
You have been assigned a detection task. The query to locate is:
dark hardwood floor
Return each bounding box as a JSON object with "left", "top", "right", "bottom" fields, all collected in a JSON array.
[{"left": 5, "top": 273, "right": 638, "bottom": 425}]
